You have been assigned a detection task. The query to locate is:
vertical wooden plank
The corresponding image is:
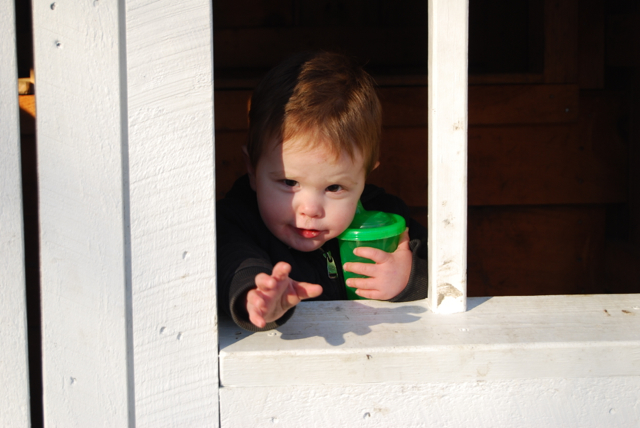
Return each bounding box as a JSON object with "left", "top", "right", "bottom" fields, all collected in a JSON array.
[
  {"left": 0, "top": 0, "right": 31, "bottom": 426},
  {"left": 428, "top": 0, "right": 468, "bottom": 313},
  {"left": 578, "top": 0, "right": 605, "bottom": 88},
  {"left": 33, "top": 2, "right": 132, "bottom": 426},
  {"left": 126, "top": 0, "right": 219, "bottom": 425},
  {"left": 543, "top": 0, "right": 579, "bottom": 83}
]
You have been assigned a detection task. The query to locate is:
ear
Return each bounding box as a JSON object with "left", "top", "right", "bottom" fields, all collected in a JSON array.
[
  {"left": 242, "top": 145, "right": 257, "bottom": 191},
  {"left": 371, "top": 161, "right": 380, "bottom": 172}
]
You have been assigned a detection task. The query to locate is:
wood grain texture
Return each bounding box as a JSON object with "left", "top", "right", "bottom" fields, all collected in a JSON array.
[
  {"left": 33, "top": 1, "right": 131, "bottom": 425},
  {"left": 126, "top": 0, "right": 219, "bottom": 425},
  {"left": 467, "top": 205, "right": 607, "bottom": 297},
  {"left": 369, "top": 128, "right": 428, "bottom": 207},
  {"left": 468, "top": 123, "right": 626, "bottom": 206},
  {"left": 469, "top": 92, "right": 628, "bottom": 206},
  {"left": 0, "top": 0, "right": 31, "bottom": 425},
  {"left": 468, "top": 84, "right": 578, "bottom": 125},
  {"left": 428, "top": 0, "right": 468, "bottom": 313},
  {"left": 219, "top": 295, "right": 640, "bottom": 386},
  {"left": 220, "top": 377, "right": 640, "bottom": 427},
  {"left": 33, "top": 0, "right": 219, "bottom": 425}
]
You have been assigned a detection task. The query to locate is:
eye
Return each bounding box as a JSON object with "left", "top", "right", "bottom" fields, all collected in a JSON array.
[
  {"left": 283, "top": 179, "right": 298, "bottom": 187},
  {"left": 326, "top": 184, "right": 342, "bottom": 192}
]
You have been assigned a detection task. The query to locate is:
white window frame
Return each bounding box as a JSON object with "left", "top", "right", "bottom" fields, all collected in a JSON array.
[
  {"left": 3, "top": 0, "right": 640, "bottom": 426},
  {"left": 30, "top": 0, "right": 218, "bottom": 426}
]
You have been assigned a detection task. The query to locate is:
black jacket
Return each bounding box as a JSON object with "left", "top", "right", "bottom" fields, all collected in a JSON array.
[{"left": 216, "top": 175, "right": 428, "bottom": 331}]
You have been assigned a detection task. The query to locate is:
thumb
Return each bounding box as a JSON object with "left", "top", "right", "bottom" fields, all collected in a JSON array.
[{"left": 397, "top": 228, "right": 410, "bottom": 250}]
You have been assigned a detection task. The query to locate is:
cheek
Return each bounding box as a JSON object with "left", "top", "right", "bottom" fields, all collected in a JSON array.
[
  {"left": 328, "top": 200, "right": 358, "bottom": 231},
  {"left": 258, "top": 189, "right": 291, "bottom": 221}
]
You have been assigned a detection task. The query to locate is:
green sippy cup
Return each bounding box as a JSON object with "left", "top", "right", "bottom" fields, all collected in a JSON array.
[{"left": 337, "top": 201, "right": 406, "bottom": 300}]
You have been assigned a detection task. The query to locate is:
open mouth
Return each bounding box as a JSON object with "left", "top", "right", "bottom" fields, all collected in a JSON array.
[{"left": 295, "top": 228, "right": 321, "bottom": 239}]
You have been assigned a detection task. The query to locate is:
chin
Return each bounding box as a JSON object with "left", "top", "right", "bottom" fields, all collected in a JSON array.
[
  {"left": 292, "top": 242, "right": 324, "bottom": 252},
  {"left": 287, "top": 237, "right": 326, "bottom": 253}
]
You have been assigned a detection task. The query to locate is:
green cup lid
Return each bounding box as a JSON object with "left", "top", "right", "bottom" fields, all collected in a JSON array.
[{"left": 338, "top": 201, "right": 406, "bottom": 241}]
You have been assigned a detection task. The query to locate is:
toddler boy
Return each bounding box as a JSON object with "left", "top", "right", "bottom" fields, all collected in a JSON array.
[{"left": 217, "top": 51, "right": 427, "bottom": 331}]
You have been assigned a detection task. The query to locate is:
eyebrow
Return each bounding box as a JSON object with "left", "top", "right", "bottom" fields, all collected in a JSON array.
[
  {"left": 266, "top": 164, "right": 363, "bottom": 186},
  {"left": 267, "top": 170, "right": 286, "bottom": 179}
]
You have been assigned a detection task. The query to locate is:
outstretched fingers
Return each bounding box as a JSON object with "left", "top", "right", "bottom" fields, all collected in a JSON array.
[
  {"left": 247, "top": 262, "right": 323, "bottom": 328},
  {"left": 246, "top": 290, "right": 268, "bottom": 328},
  {"left": 292, "top": 281, "right": 323, "bottom": 300},
  {"left": 270, "top": 261, "right": 292, "bottom": 281}
]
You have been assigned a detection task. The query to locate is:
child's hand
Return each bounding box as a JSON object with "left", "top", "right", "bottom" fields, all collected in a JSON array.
[
  {"left": 246, "top": 262, "right": 323, "bottom": 328},
  {"left": 343, "top": 229, "right": 412, "bottom": 300}
]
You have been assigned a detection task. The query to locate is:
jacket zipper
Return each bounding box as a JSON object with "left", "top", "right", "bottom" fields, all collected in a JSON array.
[{"left": 320, "top": 247, "right": 338, "bottom": 279}]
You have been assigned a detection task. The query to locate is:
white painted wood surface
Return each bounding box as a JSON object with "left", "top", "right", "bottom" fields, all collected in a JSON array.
[
  {"left": 33, "top": 1, "right": 133, "bottom": 424},
  {"left": 219, "top": 295, "right": 640, "bottom": 427},
  {"left": 125, "top": 0, "right": 218, "bottom": 425},
  {"left": 220, "top": 377, "right": 640, "bottom": 427},
  {"left": 0, "top": 0, "right": 31, "bottom": 426},
  {"left": 33, "top": 0, "right": 218, "bottom": 425},
  {"left": 428, "top": 0, "right": 468, "bottom": 313}
]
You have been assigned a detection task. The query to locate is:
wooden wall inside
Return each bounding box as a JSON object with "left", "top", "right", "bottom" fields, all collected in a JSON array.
[
  {"left": 212, "top": 0, "right": 639, "bottom": 296},
  {"left": 15, "top": 0, "right": 637, "bottom": 306}
]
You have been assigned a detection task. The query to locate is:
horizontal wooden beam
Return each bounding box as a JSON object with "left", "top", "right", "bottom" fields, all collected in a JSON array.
[
  {"left": 214, "top": 85, "right": 580, "bottom": 131},
  {"left": 219, "top": 294, "right": 640, "bottom": 386},
  {"left": 381, "top": 84, "right": 579, "bottom": 127},
  {"left": 468, "top": 84, "right": 578, "bottom": 125}
]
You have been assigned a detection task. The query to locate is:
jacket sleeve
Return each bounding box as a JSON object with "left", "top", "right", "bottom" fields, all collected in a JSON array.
[
  {"left": 389, "top": 219, "right": 428, "bottom": 302},
  {"left": 216, "top": 198, "right": 296, "bottom": 332}
]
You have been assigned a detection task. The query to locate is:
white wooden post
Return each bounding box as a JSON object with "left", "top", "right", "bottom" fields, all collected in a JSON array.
[
  {"left": 0, "top": 0, "right": 31, "bottom": 426},
  {"left": 34, "top": 1, "right": 134, "bottom": 423},
  {"left": 126, "top": 1, "right": 218, "bottom": 425},
  {"left": 428, "top": 0, "right": 468, "bottom": 313},
  {"left": 33, "top": 0, "right": 217, "bottom": 425}
]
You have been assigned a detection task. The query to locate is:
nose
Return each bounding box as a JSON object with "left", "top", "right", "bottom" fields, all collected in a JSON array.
[{"left": 296, "top": 191, "right": 324, "bottom": 219}]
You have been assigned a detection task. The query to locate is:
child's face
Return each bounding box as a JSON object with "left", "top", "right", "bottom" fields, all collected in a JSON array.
[{"left": 248, "top": 137, "right": 367, "bottom": 252}]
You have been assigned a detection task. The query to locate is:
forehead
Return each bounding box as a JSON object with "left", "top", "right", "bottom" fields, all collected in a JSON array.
[
  {"left": 275, "top": 131, "right": 363, "bottom": 165},
  {"left": 259, "top": 136, "right": 365, "bottom": 178}
]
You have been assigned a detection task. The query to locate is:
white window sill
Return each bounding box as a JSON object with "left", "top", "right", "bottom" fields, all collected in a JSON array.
[{"left": 219, "top": 294, "right": 640, "bottom": 387}]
